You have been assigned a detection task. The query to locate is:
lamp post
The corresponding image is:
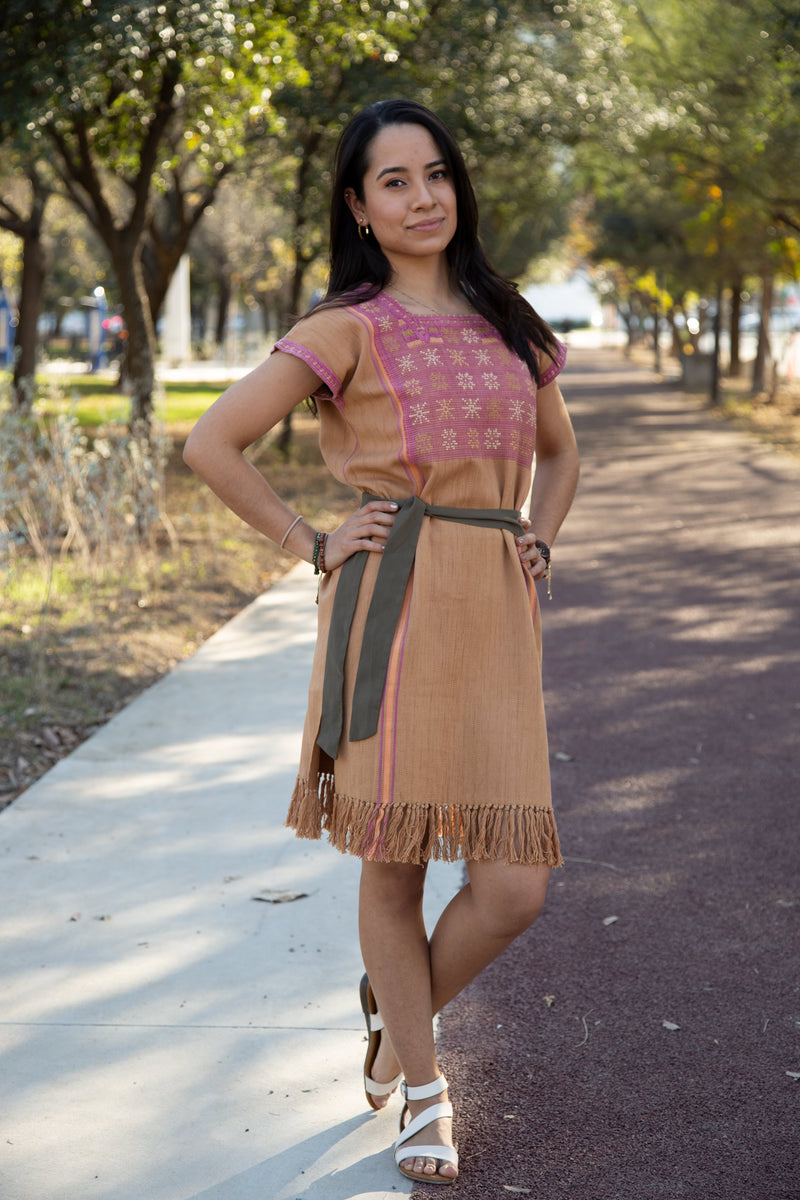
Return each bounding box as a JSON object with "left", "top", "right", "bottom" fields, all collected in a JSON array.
[{"left": 88, "top": 285, "right": 108, "bottom": 372}]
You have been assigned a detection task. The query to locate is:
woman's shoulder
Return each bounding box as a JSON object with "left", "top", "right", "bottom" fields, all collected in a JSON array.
[
  {"left": 277, "top": 299, "right": 373, "bottom": 364},
  {"left": 286, "top": 299, "right": 368, "bottom": 338},
  {"left": 537, "top": 338, "right": 568, "bottom": 388},
  {"left": 273, "top": 299, "right": 374, "bottom": 404}
]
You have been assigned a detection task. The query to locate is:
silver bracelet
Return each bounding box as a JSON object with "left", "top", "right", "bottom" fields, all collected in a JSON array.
[{"left": 279, "top": 513, "right": 303, "bottom": 549}]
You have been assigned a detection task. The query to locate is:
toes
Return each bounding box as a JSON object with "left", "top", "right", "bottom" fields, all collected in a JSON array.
[{"left": 402, "top": 1156, "right": 456, "bottom": 1179}]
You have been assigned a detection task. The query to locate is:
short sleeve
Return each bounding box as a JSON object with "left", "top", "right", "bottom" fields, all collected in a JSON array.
[
  {"left": 538, "top": 339, "right": 567, "bottom": 389},
  {"left": 272, "top": 306, "right": 363, "bottom": 407}
]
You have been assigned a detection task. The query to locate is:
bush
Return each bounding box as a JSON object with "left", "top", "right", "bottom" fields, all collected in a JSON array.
[{"left": 0, "top": 384, "right": 170, "bottom": 578}]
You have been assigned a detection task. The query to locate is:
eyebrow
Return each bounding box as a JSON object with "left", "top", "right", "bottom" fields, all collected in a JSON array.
[{"left": 375, "top": 158, "right": 447, "bottom": 181}]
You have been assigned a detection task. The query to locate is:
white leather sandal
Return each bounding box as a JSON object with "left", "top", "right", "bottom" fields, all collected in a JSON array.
[
  {"left": 394, "top": 1074, "right": 459, "bottom": 1185},
  {"left": 359, "top": 973, "right": 402, "bottom": 1110}
]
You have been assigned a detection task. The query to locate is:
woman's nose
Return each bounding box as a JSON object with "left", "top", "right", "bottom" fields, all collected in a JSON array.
[{"left": 409, "top": 180, "right": 435, "bottom": 207}]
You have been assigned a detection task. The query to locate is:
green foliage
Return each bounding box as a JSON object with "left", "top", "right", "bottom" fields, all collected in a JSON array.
[{"left": 572, "top": 0, "right": 800, "bottom": 319}]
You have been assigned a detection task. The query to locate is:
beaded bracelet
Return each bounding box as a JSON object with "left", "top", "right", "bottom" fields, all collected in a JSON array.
[
  {"left": 535, "top": 539, "right": 552, "bottom": 599},
  {"left": 312, "top": 530, "right": 327, "bottom": 575}
]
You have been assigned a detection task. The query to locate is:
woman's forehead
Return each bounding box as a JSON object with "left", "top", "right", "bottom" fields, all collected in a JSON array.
[{"left": 364, "top": 123, "right": 443, "bottom": 177}]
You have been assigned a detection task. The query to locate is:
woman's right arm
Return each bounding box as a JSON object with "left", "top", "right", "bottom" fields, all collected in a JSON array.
[{"left": 183, "top": 350, "right": 396, "bottom": 569}]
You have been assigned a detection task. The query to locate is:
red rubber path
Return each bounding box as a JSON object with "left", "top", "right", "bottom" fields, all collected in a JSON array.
[{"left": 415, "top": 348, "right": 800, "bottom": 1199}]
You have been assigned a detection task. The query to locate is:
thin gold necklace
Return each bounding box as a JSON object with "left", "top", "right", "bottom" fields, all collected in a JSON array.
[{"left": 388, "top": 284, "right": 453, "bottom": 316}]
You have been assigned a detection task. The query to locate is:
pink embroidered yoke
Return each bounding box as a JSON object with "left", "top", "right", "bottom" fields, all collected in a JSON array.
[{"left": 275, "top": 292, "right": 566, "bottom": 865}]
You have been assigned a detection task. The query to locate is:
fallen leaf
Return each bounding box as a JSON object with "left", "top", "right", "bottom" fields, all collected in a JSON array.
[
  {"left": 786, "top": 1071, "right": 800, "bottom": 1080},
  {"left": 602, "top": 915, "right": 619, "bottom": 926},
  {"left": 503, "top": 1187, "right": 532, "bottom": 1194},
  {"left": 253, "top": 889, "right": 310, "bottom": 904},
  {"left": 662, "top": 1020, "right": 680, "bottom": 1031},
  {"left": 543, "top": 994, "right": 556, "bottom": 1008},
  {"left": 42, "top": 727, "right": 60, "bottom": 751},
  {"left": 555, "top": 750, "right": 574, "bottom": 762}
]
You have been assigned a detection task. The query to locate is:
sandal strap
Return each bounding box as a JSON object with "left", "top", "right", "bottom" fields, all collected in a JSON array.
[
  {"left": 396, "top": 1101, "right": 453, "bottom": 1146},
  {"left": 395, "top": 1101, "right": 457, "bottom": 1168},
  {"left": 395, "top": 1143, "right": 459, "bottom": 1168},
  {"left": 365, "top": 1070, "right": 403, "bottom": 1097},
  {"left": 367, "top": 1009, "right": 384, "bottom": 1032},
  {"left": 401, "top": 1074, "right": 447, "bottom": 1101}
]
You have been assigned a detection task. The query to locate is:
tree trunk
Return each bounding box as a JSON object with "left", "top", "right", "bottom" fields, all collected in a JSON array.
[
  {"left": 274, "top": 246, "right": 311, "bottom": 458},
  {"left": 751, "top": 272, "right": 774, "bottom": 395},
  {"left": 111, "top": 236, "right": 157, "bottom": 436},
  {"left": 215, "top": 275, "right": 231, "bottom": 348},
  {"left": 652, "top": 303, "right": 661, "bottom": 374},
  {"left": 2, "top": 169, "right": 51, "bottom": 410},
  {"left": 11, "top": 225, "right": 47, "bottom": 409},
  {"left": 728, "top": 278, "right": 743, "bottom": 377},
  {"left": 709, "top": 278, "right": 723, "bottom": 407}
]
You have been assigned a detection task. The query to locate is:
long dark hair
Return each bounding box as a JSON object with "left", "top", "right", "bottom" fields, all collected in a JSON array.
[{"left": 316, "top": 98, "right": 559, "bottom": 383}]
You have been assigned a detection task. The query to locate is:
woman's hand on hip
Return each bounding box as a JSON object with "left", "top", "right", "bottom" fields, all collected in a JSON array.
[
  {"left": 516, "top": 519, "right": 548, "bottom": 581},
  {"left": 324, "top": 500, "right": 398, "bottom": 571}
]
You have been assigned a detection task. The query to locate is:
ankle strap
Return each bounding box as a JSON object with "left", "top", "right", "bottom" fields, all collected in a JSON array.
[{"left": 401, "top": 1074, "right": 447, "bottom": 1101}]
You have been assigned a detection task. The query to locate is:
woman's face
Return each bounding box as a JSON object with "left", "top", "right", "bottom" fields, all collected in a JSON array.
[{"left": 344, "top": 122, "right": 458, "bottom": 266}]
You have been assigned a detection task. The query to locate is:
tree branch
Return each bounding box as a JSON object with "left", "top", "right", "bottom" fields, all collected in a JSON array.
[{"left": 129, "top": 60, "right": 181, "bottom": 232}]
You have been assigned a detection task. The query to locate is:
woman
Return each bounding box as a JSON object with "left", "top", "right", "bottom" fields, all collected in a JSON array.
[{"left": 184, "top": 98, "right": 579, "bottom": 1186}]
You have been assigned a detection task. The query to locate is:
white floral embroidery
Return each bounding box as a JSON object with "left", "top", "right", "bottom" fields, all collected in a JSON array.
[
  {"left": 456, "top": 372, "right": 475, "bottom": 390},
  {"left": 399, "top": 354, "right": 415, "bottom": 373},
  {"left": 509, "top": 398, "right": 525, "bottom": 420},
  {"left": 442, "top": 428, "right": 458, "bottom": 450},
  {"left": 410, "top": 401, "right": 429, "bottom": 424},
  {"left": 422, "top": 347, "right": 442, "bottom": 366},
  {"left": 461, "top": 329, "right": 479, "bottom": 343},
  {"left": 475, "top": 349, "right": 491, "bottom": 366},
  {"left": 378, "top": 315, "right": 393, "bottom": 330},
  {"left": 462, "top": 397, "right": 481, "bottom": 419},
  {"left": 482, "top": 372, "right": 500, "bottom": 390},
  {"left": 484, "top": 427, "right": 501, "bottom": 450}
]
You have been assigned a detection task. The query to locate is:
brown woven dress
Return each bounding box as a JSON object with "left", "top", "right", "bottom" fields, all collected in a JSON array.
[{"left": 275, "top": 291, "right": 566, "bottom": 867}]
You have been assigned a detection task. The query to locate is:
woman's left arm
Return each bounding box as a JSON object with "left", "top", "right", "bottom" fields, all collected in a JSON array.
[{"left": 517, "top": 378, "right": 580, "bottom": 577}]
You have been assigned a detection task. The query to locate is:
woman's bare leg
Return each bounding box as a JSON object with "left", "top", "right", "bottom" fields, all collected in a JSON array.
[{"left": 360, "top": 857, "right": 551, "bottom": 1180}]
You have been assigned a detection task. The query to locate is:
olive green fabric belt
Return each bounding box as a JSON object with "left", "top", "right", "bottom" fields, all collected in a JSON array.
[{"left": 317, "top": 494, "right": 524, "bottom": 760}]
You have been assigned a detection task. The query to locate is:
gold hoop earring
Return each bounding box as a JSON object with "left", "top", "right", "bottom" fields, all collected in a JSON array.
[{"left": 358, "top": 222, "right": 371, "bottom": 240}]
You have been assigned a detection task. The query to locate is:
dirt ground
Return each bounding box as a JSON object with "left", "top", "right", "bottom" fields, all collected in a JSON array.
[{"left": 1, "top": 359, "right": 798, "bottom": 814}]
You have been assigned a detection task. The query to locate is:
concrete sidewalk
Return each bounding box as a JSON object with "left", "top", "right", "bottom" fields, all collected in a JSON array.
[{"left": 0, "top": 565, "right": 459, "bottom": 1200}]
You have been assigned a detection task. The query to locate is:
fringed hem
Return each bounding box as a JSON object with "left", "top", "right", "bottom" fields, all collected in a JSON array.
[{"left": 286, "top": 775, "right": 563, "bottom": 867}]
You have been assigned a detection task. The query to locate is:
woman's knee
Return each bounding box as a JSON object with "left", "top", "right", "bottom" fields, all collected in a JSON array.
[
  {"left": 467, "top": 862, "right": 550, "bottom": 940},
  {"left": 360, "top": 858, "right": 427, "bottom": 914}
]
